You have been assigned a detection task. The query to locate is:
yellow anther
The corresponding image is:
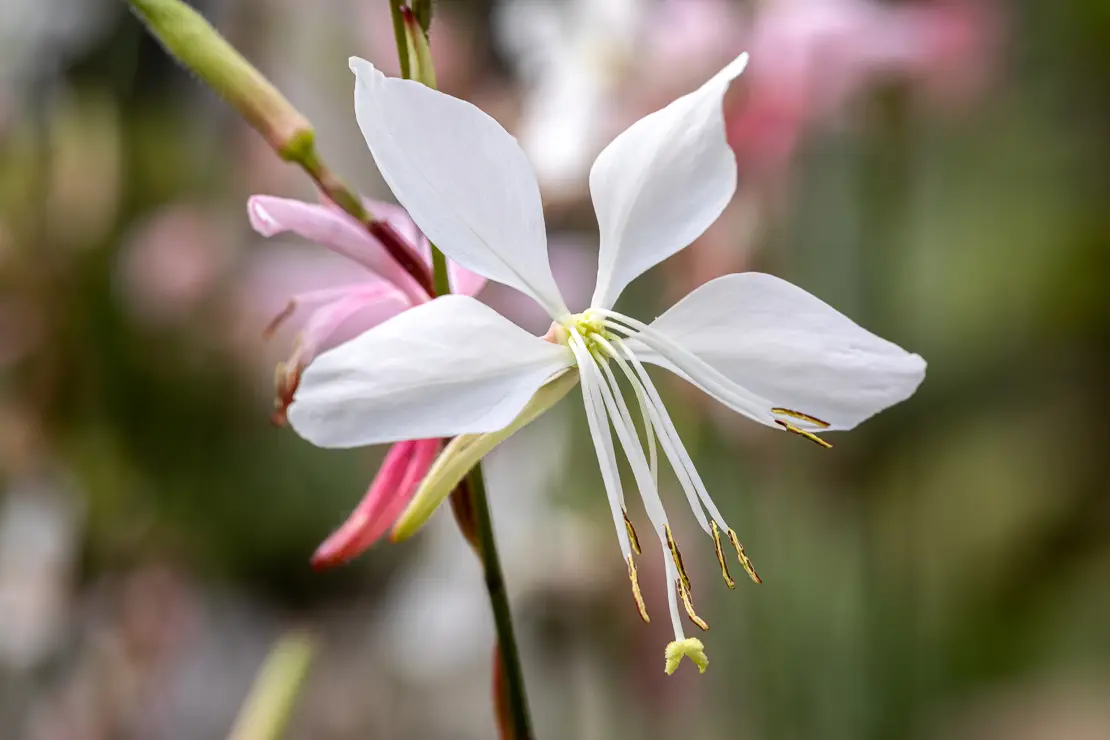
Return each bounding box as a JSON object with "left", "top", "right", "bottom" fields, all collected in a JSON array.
[
  {"left": 665, "top": 638, "right": 709, "bottom": 675},
  {"left": 771, "top": 407, "right": 831, "bottom": 429},
  {"left": 727, "top": 528, "right": 762, "bottom": 584},
  {"left": 710, "top": 522, "right": 735, "bottom": 589},
  {"left": 677, "top": 579, "right": 709, "bottom": 632},
  {"left": 774, "top": 419, "right": 833, "bottom": 449},
  {"left": 627, "top": 556, "right": 650, "bottom": 624},
  {"left": 622, "top": 509, "right": 641, "bottom": 555},
  {"left": 664, "top": 524, "right": 691, "bottom": 594}
]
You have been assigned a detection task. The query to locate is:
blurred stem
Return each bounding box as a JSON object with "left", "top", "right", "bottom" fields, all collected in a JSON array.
[
  {"left": 227, "top": 631, "right": 316, "bottom": 740},
  {"left": 858, "top": 81, "right": 917, "bottom": 740},
  {"left": 392, "top": 1, "right": 534, "bottom": 735}
]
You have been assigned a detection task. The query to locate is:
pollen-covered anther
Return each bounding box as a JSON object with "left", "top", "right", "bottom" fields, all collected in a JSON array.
[
  {"left": 664, "top": 524, "right": 691, "bottom": 594},
  {"left": 727, "top": 528, "right": 762, "bottom": 584},
  {"left": 771, "top": 407, "right": 830, "bottom": 429},
  {"left": 774, "top": 419, "right": 833, "bottom": 449},
  {"left": 272, "top": 343, "right": 306, "bottom": 426},
  {"left": 710, "top": 521, "right": 735, "bottom": 589},
  {"left": 626, "top": 556, "right": 650, "bottom": 624},
  {"left": 271, "top": 362, "right": 295, "bottom": 426},
  {"left": 677, "top": 579, "right": 709, "bottom": 632},
  {"left": 622, "top": 509, "right": 642, "bottom": 555}
]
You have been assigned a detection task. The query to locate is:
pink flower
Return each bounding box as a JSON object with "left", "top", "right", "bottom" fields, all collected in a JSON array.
[
  {"left": 247, "top": 194, "right": 484, "bottom": 563},
  {"left": 247, "top": 195, "right": 484, "bottom": 416}
]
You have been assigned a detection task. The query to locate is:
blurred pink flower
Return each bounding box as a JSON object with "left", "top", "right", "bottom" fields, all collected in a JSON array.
[
  {"left": 638, "top": 0, "right": 747, "bottom": 99},
  {"left": 247, "top": 195, "right": 484, "bottom": 562},
  {"left": 729, "top": 0, "right": 999, "bottom": 175},
  {"left": 117, "top": 204, "right": 230, "bottom": 327}
]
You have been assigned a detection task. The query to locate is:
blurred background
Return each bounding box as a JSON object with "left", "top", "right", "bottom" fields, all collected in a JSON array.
[{"left": 1, "top": 0, "right": 1108, "bottom": 738}]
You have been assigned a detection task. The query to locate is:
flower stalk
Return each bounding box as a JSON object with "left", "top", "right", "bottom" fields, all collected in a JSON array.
[
  {"left": 387, "top": 2, "right": 536, "bottom": 736},
  {"left": 126, "top": 0, "right": 533, "bottom": 732}
]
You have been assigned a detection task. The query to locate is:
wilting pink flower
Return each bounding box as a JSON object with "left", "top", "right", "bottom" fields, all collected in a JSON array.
[
  {"left": 248, "top": 194, "right": 485, "bottom": 563},
  {"left": 309, "top": 437, "right": 441, "bottom": 568},
  {"left": 247, "top": 195, "right": 484, "bottom": 416}
]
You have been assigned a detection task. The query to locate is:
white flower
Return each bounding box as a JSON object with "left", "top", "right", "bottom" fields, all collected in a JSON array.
[{"left": 288, "top": 52, "right": 926, "bottom": 674}]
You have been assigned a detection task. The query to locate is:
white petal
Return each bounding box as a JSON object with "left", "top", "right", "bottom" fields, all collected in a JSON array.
[
  {"left": 288, "top": 295, "right": 573, "bottom": 447},
  {"left": 588, "top": 53, "right": 748, "bottom": 310},
  {"left": 638, "top": 273, "right": 926, "bottom": 431},
  {"left": 350, "top": 58, "right": 569, "bottom": 319}
]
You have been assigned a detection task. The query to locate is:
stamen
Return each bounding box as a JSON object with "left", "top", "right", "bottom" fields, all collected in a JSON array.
[
  {"left": 710, "top": 522, "right": 735, "bottom": 589},
  {"left": 624, "top": 372, "right": 659, "bottom": 488},
  {"left": 567, "top": 333, "right": 633, "bottom": 560},
  {"left": 593, "top": 345, "right": 658, "bottom": 490},
  {"left": 263, "top": 299, "right": 297, "bottom": 338},
  {"left": 727, "top": 528, "right": 762, "bottom": 584},
  {"left": 623, "top": 509, "right": 642, "bottom": 555},
  {"left": 594, "top": 335, "right": 712, "bottom": 535},
  {"left": 584, "top": 336, "right": 670, "bottom": 531},
  {"left": 677, "top": 579, "right": 710, "bottom": 632},
  {"left": 663, "top": 548, "right": 686, "bottom": 644},
  {"left": 664, "top": 524, "right": 692, "bottom": 594},
  {"left": 595, "top": 310, "right": 774, "bottom": 424},
  {"left": 272, "top": 358, "right": 301, "bottom": 426},
  {"left": 627, "top": 556, "right": 650, "bottom": 624},
  {"left": 774, "top": 419, "right": 833, "bottom": 449},
  {"left": 771, "top": 408, "right": 830, "bottom": 429}
]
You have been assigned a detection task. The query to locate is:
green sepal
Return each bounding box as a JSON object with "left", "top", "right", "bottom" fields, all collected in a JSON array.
[{"left": 392, "top": 369, "right": 579, "bottom": 541}]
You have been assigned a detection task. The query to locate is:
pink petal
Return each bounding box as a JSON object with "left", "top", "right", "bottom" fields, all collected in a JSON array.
[
  {"left": 449, "top": 263, "right": 487, "bottom": 297},
  {"left": 272, "top": 286, "right": 410, "bottom": 424},
  {"left": 362, "top": 198, "right": 427, "bottom": 249},
  {"left": 248, "top": 195, "right": 425, "bottom": 303},
  {"left": 262, "top": 285, "right": 371, "bottom": 338},
  {"left": 310, "top": 438, "right": 441, "bottom": 567},
  {"left": 352, "top": 198, "right": 486, "bottom": 298},
  {"left": 296, "top": 284, "right": 409, "bottom": 362}
]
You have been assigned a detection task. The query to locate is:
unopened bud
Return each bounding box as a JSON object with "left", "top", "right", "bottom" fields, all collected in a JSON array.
[
  {"left": 401, "top": 6, "right": 437, "bottom": 89},
  {"left": 127, "top": 0, "right": 312, "bottom": 160},
  {"left": 412, "top": 0, "right": 434, "bottom": 34}
]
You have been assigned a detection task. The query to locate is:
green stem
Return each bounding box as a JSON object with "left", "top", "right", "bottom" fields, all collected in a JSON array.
[
  {"left": 430, "top": 246, "right": 451, "bottom": 297},
  {"left": 387, "top": 3, "right": 534, "bottom": 734},
  {"left": 468, "top": 467, "right": 535, "bottom": 739},
  {"left": 388, "top": 0, "right": 411, "bottom": 80}
]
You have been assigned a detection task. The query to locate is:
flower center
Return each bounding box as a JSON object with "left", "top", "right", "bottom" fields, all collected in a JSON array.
[{"left": 551, "top": 310, "right": 612, "bottom": 359}]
